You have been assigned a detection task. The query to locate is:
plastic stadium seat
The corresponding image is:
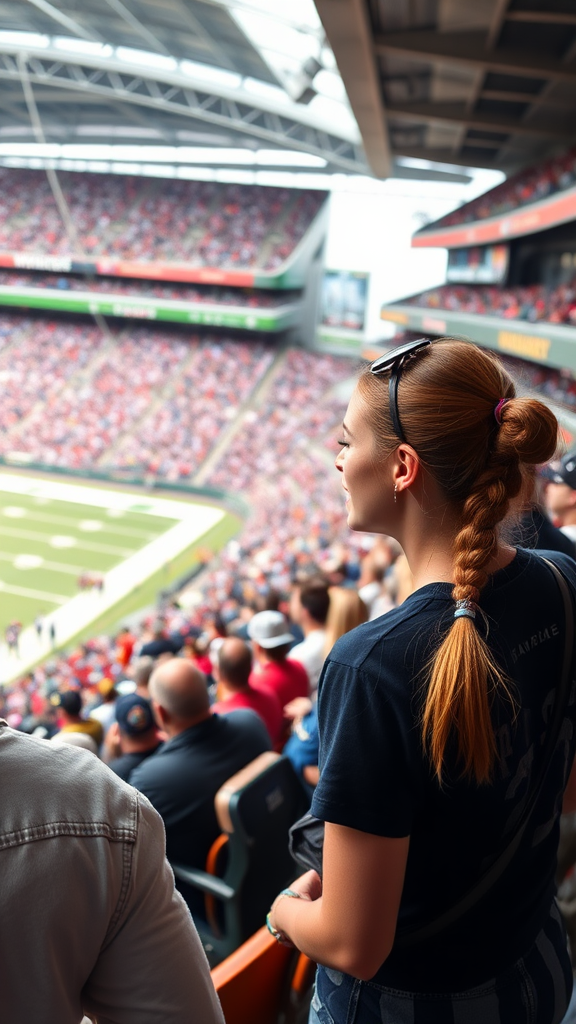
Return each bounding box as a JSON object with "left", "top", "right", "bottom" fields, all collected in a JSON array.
[
  {"left": 211, "top": 926, "right": 315, "bottom": 1024},
  {"left": 171, "top": 752, "right": 309, "bottom": 966}
]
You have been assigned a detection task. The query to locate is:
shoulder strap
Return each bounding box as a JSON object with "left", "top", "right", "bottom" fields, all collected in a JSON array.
[{"left": 396, "top": 556, "right": 575, "bottom": 949}]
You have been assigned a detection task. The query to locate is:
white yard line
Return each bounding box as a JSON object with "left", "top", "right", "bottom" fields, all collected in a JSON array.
[
  {"left": 0, "top": 508, "right": 158, "bottom": 540},
  {"left": 0, "top": 581, "right": 69, "bottom": 604},
  {"left": 0, "top": 525, "right": 136, "bottom": 557},
  {"left": 0, "top": 471, "right": 203, "bottom": 519},
  {"left": 0, "top": 552, "right": 97, "bottom": 576},
  {"left": 0, "top": 472, "right": 225, "bottom": 684}
]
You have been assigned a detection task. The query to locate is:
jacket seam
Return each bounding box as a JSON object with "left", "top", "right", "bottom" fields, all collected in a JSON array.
[
  {"left": 0, "top": 821, "right": 137, "bottom": 849},
  {"left": 104, "top": 794, "right": 140, "bottom": 943}
]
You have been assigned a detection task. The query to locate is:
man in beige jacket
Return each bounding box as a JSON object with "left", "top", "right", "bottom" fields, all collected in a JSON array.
[{"left": 0, "top": 721, "right": 224, "bottom": 1024}]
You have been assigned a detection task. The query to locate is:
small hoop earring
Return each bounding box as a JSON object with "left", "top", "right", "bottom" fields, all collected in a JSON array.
[{"left": 394, "top": 484, "right": 398, "bottom": 504}]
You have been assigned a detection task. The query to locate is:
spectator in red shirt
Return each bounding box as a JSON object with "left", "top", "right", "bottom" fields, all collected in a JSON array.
[
  {"left": 248, "top": 611, "right": 310, "bottom": 717},
  {"left": 115, "top": 626, "right": 135, "bottom": 670},
  {"left": 211, "top": 637, "right": 283, "bottom": 748}
]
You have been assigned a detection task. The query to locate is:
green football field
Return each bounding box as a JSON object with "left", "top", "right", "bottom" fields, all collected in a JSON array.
[
  {"left": 0, "top": 473, "right": 240, "bottom": 673},
  {"left": 0, "top": 489, "right": 177, "bottom": 630}
]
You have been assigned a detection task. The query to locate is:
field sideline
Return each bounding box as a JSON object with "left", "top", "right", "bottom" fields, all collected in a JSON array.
[{"left": 0, "top": 471, "right": 237, "bottom": 684}]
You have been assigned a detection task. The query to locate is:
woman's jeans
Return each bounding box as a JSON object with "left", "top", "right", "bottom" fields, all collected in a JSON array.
[{"left": 310, "top": 903, "right": 572, "bottom": 1024}]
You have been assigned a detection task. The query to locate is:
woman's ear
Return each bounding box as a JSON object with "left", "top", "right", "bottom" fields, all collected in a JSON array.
[{"left": 393, "top": 445, "right": 420, "bottom": 495}]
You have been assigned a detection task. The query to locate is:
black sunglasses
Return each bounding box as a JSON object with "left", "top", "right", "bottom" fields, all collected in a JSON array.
[{"left": 370, "top": 338, "right": 432, "bottom": 443}]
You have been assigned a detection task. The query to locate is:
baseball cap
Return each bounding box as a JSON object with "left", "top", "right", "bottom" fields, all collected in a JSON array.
[
  {"left": 247, "top": 610, "right": 294, "bottom": 649},
  {"left": 542, "top": 452, "right": 576, "bottom": 491},
  {"left": 116, "top": 694, "right": 155, "bottom": 736},
  {"left": 51, "top": 690, "right": 82, "bottom": 715}
]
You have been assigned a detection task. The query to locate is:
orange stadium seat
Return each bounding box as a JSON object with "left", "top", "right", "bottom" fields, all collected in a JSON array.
[{"left": 211, "top": 926, "right": 315, "bottom": 1024}]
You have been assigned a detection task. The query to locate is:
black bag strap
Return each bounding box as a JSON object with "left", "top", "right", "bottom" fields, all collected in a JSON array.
[{"left": 396, "top": 556, "right": 575, "bottom": 949}]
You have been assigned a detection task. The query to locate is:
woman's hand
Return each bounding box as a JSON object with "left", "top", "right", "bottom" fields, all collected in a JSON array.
[
  {"left": 268, "top": 870, "right": 322, "bottom": 943},
  {"left": 268, "top": 824, "right": 409, "bottom": 980},
  {"left": 285, "top": 870, "right": 322, "bottom": 903}
]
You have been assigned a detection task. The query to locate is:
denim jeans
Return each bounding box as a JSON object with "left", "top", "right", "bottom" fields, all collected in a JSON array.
[{"left": 310, "top": 903, "right": 572, "bottom": 1024}]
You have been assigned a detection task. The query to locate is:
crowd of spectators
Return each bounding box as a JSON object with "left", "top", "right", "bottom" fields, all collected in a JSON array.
[
  {"left": 0, "top": 270, "right": 294, "bottom": 308},
  {"left": 107, "top": 340, "right": 275, "bottom": 480},
  {"left": 0, "top": 315, "right": 105, "bottom": 436},
  {"left": 501, "top": 356, "right": 576, "bottom": 411},
  {"left": 0, "top": 325, "right": 189, "bottom": 467},
  {"left": 0, "top": 319, "right": 278, "bottom": 472},
  {"left": 404, "top": 280, "right": 576, "bottom": 326},
  {"left": 425, "top": 147, "right": 576, "bottom": 230},
  {"left": 0, "top": 169, "right": 325, "bottom": 270}
]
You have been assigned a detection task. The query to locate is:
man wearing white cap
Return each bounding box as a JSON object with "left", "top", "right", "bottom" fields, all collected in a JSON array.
[{"left": 248, "top": 610, "right": 309, "bottom": 723}]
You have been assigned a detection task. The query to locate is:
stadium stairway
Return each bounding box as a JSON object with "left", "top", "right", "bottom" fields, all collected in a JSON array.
[
  {"left": 194, "top": 347, "right": 288, "bottom": 486},
  {"left": 255, "top": 193, "right": 301, "bottom": 269},
  {"left": 86, "top": 178, "right": 158, "bottom": 256},
  {"left": 186, "top": 186, "right": 226, "bottom": 250}
]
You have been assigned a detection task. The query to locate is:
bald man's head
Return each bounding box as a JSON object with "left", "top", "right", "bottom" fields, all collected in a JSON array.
[
  {"left": 149, "top": 658, "right": 210, "bottom": 732},
  {"left": 218, "top": 637, "right": 252, "bottom": 690}
]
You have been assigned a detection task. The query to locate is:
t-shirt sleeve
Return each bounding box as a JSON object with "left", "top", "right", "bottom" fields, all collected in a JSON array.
[{"left": 311, "top": 656, "right": 418, "bottom": 837}]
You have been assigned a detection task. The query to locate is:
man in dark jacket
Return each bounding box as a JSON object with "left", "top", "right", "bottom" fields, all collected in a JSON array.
[{"left": 130, "top": 658, "right": 270, "bottom": 913}]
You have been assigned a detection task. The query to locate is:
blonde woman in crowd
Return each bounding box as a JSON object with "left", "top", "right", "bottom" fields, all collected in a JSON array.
[{"left": 323, "top": 587, "right": 368, "bottom": 658}]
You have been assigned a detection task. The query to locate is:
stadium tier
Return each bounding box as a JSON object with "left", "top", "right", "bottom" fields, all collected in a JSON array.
[
  {"left": 414, "top": 147, "right": 576, "bottom": 248},
  {"left": 0, "top": 169, "right": 327, "bottom": 287},
  {"left": 400, "top": 282, "right": 576, "bottom": 327},
  {"left": 0, "top": 172, "right": 329, "bottom": 339},
  {"left": 0, "top": 272, "right": 291, "bottom": 307},
  {"left": 0, "top": 270, "right": 303, "bottom": 334},
  {"left": 382, "top": 148, "right": 576, "bottom": 389}
]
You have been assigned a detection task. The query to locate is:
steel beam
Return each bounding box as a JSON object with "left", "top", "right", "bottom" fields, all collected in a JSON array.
[
  {"left": 486, "top": 0, "right": 510, "bottom": 49},
  {"left": 314, "top": 0, "right": 391, "bottom": 178},
  {"left": 506, "top": 11, "right": 576, "bottom": 25},
  {"left": 393, "top": 146, "right": 513, "bottom": 170},
  {"left": 386, "top": 101, "right": 571, "bottom": 139},
  {"left": 0, "top": 49, "right": 367, "bottom": 174},
  {"left": 374, "top": 30, "right": 576, "bottom": 82}
]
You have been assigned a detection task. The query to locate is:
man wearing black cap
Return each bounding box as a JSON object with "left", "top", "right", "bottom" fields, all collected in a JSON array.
[
  {"left": 108, "top": 694, "right": 164, "bottom": 783},
  {"left": 544, "top": 451, "right": 576, "bottom": 546},
  {"left": 53, "top": 689, "right": 104, "bottom": 748}
]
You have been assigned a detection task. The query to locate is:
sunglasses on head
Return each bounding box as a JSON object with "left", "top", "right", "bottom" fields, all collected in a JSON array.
[{"left": 370, "top": 338, "right": 432, "bottom": 444}]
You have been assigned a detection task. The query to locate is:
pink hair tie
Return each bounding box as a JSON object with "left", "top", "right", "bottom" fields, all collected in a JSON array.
[{"left": 494, "top": 398, "right": 509, "bottom": 425}]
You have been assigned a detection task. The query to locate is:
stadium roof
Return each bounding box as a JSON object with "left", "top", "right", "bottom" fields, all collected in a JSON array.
[
  {"left": 0, "top": 0, "right": 476, "bottom": 184},
  {"left": 0, "top": 0, "right": 366, "bottom": 175},
  {"left": 316, "top": 0, "right": 576, "bottom": 179}
]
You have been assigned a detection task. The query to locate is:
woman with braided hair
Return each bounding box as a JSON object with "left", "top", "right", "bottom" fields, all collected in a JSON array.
[{"left": 267, "top": 338, "right": 576, "bottom": 1023}]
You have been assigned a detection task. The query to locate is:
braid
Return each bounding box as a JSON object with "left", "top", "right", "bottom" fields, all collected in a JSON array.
[
  {"left": 423, "top": 458, "right": 522, "bottom": 785},
  {"left": 453, "top": 460, "right": 521, "bottom": 604}
]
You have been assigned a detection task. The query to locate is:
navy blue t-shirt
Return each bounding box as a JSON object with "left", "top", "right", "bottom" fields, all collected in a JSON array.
[{"left": 312, "top": 548, "right": 576, "bottom": 991}]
